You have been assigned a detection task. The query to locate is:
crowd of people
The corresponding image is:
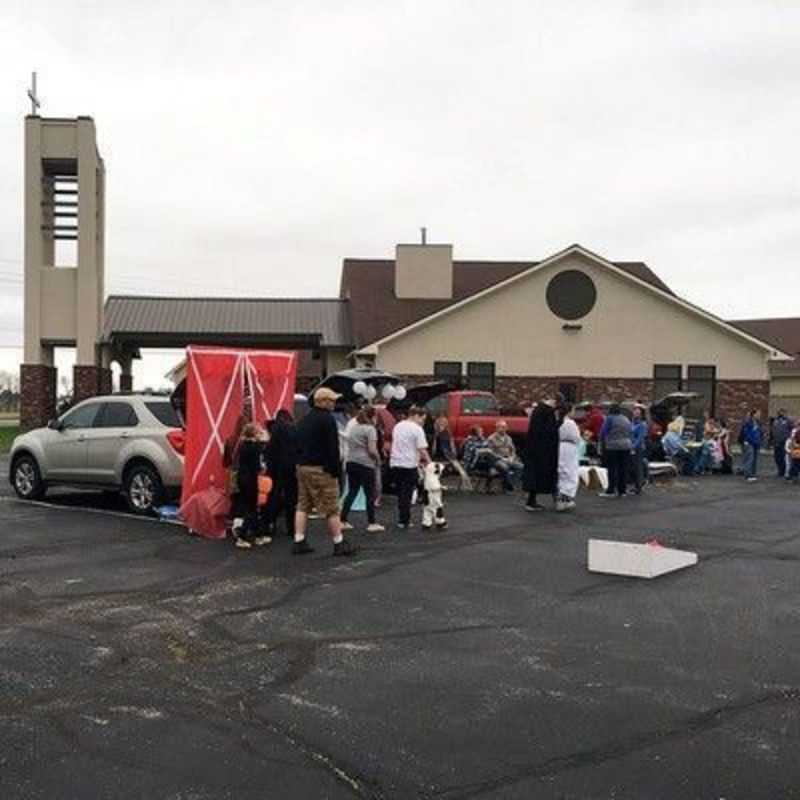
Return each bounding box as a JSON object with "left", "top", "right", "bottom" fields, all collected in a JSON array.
[{"left": 219, "top": 385, "right": 796, "bottom": 556}]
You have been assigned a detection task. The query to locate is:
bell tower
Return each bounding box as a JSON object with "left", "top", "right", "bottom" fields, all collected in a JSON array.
[{"left": 20, "top": 114, "right": 109, "bottom": 430}]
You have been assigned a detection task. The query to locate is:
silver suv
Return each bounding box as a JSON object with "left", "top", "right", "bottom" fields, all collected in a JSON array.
[{"left": 9, "top": 394, "right": 184, "bottom": 515}]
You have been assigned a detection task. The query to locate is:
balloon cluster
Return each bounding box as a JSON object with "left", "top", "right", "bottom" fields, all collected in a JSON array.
[{"left": 352, "top": 381, "right": 407, "bottom": 403}]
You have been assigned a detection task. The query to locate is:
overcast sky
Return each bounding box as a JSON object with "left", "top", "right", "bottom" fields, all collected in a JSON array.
[{"left": 1, "top": 1, "right": 799, "bottom": 387}]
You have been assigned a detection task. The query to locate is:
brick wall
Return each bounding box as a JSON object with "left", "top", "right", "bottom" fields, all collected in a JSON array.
[
  {"left": 20, "top": 364, "right": 57, "bottom": 431},
  {"left": 387, "top": 372, "right": 770, "bottom": 427},
  {"left": 717, "top": 380, "right": 770, "bottom": 427},
  {"left": 73, "top": 365, "right": 113, "bottom": 405}
]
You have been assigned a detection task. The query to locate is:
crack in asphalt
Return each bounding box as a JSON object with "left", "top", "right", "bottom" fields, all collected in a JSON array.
[{"left": 434, "top": 687, "right": 800, "bottom": 798}]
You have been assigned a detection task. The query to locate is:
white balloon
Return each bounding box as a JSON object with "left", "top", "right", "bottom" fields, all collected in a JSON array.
[
  {"left": 381, "top": 384, "right": 395, "bottom": 401},
  {"left": 353, "top": 381, "right": 367, "bottom": 397},
  {"left": 365, "top": 385, "right": 377, "bottom": 401},
  {"left": 393, "top": 385, "right": 407, "bottom": 401}
]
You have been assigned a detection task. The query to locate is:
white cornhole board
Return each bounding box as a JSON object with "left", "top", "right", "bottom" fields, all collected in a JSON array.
[{"left": 588, "top": 539, "right": 698, "bottom": 579}]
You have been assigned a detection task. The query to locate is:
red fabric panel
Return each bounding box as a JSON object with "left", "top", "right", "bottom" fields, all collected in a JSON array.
[
  {"left": 181, "top": 347, "right": 297, "bottom": 514},
  {"left": 179, "top": 486, "right": 229, "bottom": 540}
]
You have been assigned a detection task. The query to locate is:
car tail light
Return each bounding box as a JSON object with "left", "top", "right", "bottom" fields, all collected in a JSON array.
[{"left": 166, "top": 429, "right": 185, "bottom": 455}]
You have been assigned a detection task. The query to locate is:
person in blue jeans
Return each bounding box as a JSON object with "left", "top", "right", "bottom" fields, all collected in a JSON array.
[
  {"left": 630, "top": 407, "right": 648, "bottom": 493},
  {"left": 740, "top": 409, "right": 763, "bottom": 482}
]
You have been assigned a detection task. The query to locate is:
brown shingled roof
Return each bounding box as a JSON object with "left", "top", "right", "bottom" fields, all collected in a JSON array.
[
  {"left": 340, "top": 258, "right": 675, "bottom": 347},
  {"left": 732, "top": 318, "right": 800, "bottom": 372}
]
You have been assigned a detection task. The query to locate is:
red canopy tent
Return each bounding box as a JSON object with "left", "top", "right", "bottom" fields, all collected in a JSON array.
[{"left": 179, "top": 346, "right": 297, "bottom": 536}]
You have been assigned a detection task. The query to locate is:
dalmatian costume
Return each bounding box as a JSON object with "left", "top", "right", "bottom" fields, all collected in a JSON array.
[{"left": 422, "top": 462, "right": 448, "bottom": 530}]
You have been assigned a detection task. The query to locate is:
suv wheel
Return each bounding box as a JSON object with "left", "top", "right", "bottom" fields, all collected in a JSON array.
[
  {"left": 12, "top": 455, "right": 46, "bottom": 501},
  {"left": 123, "top": 463, "right": 163, "bottom": 515}
]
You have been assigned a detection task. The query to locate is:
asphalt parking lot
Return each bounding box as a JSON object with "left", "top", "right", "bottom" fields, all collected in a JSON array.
[{"left": 2, "top": 460, "right": 799, "bottom": 799}]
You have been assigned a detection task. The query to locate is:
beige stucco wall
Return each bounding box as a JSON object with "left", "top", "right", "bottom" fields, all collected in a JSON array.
[
  {"left": 40, "top": 267, "right": 78, "bottom": 342},
  {"left": 41, "top": 121, "right": 77, "bottom": 159},
  {"left": 768, "top": 376, "right": 800, "bottom": 416},
  {"left": 324, "top": 347, "right": 352, "bottom": 373},
  {"left": 375, "top": 252, "right": 771, "bottom": 380},
  {"left": 395, "top": 244, "right": 453, "bottom": 299},
  {"left": 771, "top": 376, "right": 800, "bottom": 397}
]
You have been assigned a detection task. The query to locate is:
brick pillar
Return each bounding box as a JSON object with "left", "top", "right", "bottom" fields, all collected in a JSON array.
[
  {"left": 119, "top": 373, "right": 133, "bottom": 392},
  {"left": 73, "top": 365, "right": 113, "bottom": 404},
  {"left": 20, "top": 364, "right": 57, "bottom": 431}
]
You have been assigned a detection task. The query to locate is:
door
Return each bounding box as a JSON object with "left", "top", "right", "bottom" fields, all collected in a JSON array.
[
  {"left": 46, "top": 401, "right": 102, "bottom": 480},
  {"left": 85, "top": 401, "right": 140, "bottom": 483}
]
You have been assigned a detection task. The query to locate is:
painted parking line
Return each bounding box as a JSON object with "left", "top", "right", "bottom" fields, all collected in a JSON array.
[{"left": 0, "top": 495, "right": 185, "bottom": 526}]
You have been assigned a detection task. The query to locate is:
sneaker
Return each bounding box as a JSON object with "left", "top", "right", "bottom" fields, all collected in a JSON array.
[
  {"left": 396, "top": 523, "right": 412, "bottom": 530},
  {"left": 254, "top": 536, "right": 272, "bottom": 547},
  {"left": 746, "top": 477, "right": 758, "bottom": 483},
  {"left": 234, "top": 538, "right": 252, "bottom": 549},
  {"left": 292, "top": 539, "right": 315, "bottom": 555},
  {"left": 366, "top": 523, "right": 385, "bottom": 533},
  {"left": 333, "top": 538, "right": 359, "bottom": 557},
  {"left": 436, "top": 520, "right": 448, "bottom": 529},
  {"left": 421, "top": 523, "right": 432, "bottom": 531},
  {"left": 598, "top": 492, "right": 615, "bottom": 498},
  {"left": 340, "top": 521, "right": 354, "bottom": 531},
  {"left": 524, "top": 503, "right": 545, "bottom": 512}
]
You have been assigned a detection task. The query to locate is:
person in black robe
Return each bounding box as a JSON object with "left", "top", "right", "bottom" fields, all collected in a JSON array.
[{"left": 522, "top": 399, "right": 560, "bottom": 511}]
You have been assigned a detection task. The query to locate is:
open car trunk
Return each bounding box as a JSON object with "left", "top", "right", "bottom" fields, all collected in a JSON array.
[
  {"left": 387, "top": 381, "right": 450, "bottom": 413},
  {"left": 310, "top": 368, "right": 401, "bottom": 404},
  {"left": 310, "top": 369, "right": 449, "bottom": 411}
]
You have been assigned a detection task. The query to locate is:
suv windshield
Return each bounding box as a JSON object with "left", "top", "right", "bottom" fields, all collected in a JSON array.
[{"left": 145, "top": 401, "right": 181, "bottom": 428}]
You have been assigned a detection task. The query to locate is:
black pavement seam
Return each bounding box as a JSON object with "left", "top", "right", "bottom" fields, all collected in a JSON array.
[{"left": 433, "top": 687, "right": 800, "bottom": 798}]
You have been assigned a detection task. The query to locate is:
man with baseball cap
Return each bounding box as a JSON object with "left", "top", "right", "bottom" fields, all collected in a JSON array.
[{"left": 292, "top": 387, "right": 358, "bottom": 556}]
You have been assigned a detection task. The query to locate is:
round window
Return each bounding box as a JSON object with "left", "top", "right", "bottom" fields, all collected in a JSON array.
[{"left": 545, "top": 270, "right": 597, "bottom": 320}]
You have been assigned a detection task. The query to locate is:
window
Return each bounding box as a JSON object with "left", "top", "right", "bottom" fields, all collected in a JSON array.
[
  {"left": 61, "top": 402, "right": 102, "bottom": 430},
  {"left": 687, "top": 365, "right": 716, "bottom": 417},
  {"left": 546, "top": 270, "right": 597, "bottom": 320},
  {"left": 145, "top": 401, "right": 181, "bottom": 428},
  {"left": 96, "top": 402, "right": 139, "bottom": 428},
  {"left": 426, "top": 395, "right": 448, "bottom": 418},
  {"left": 461, "top": 395, "right": 499, "bottom": 416},
  {"left": 467, "top": 362, "right": 496, "bottom": 393},
  {"left": 653, "top": 364, "right": 682, "bottom": 402},
  {"left": 434, "top": 361, "right": 462, "bottom": 388}
]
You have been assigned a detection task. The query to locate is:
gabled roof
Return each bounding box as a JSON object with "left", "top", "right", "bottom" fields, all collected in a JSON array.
[
  {"left": 352, "top": 244, "right": 791, "bottom": 358},
  {"left": 103, "top": 295, "right": 353, "bottom": 347},
  {"left": 340, "top": 254, "right": 673, "bottom": 348},
  {"left": 733, "top": 318, "right": 800, "bottom": 373}
]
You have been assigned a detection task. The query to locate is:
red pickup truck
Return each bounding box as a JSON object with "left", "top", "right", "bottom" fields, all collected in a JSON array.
[
  {"left": 423, "top": 391, "right": 529, "bottom": 450},
  {"left": 374, "top": 389, "right": 529, "bottom": 458}
]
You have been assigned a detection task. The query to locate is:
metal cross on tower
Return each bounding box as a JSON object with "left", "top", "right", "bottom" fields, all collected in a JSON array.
[{"left": 27, "top": 71, "right": 41, "bottom": 115}]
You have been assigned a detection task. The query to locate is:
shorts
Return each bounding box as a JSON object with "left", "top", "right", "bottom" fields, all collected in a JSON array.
[{"left": 296, "top": 465, "right": 340, "bottom": 518}]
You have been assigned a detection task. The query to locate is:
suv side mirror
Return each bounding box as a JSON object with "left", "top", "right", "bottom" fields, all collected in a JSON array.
[{"left": 47, "top": 418, "right": 64, "bottom": 431}]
